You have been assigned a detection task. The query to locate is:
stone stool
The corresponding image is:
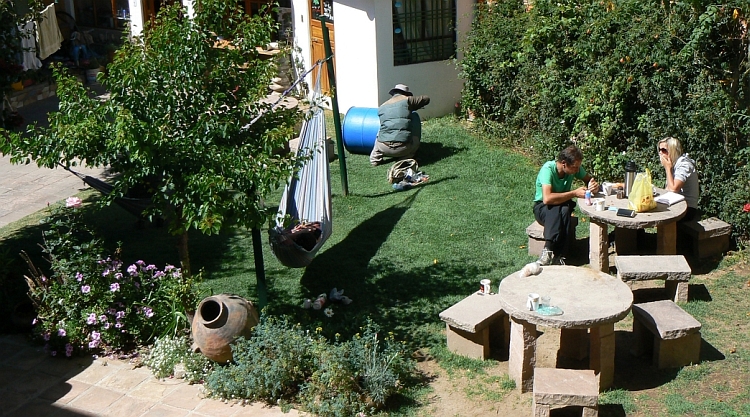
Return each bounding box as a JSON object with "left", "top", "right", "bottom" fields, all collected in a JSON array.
[
  {"left": 631, "top": 300, "right": 702, "bottom": 368},
  {"left": 526, "top": 218, "right": 578, "bottom": 257},
  {"left": 615, "top": 255, "right": 692, "bottom": 302},
  {"left": 439, "top": 292, "right": 509, "bottom": 360},
  {"left": 678, "top": 217, "right": 732, "bottom": 259},
  {"left": 532, "top": 368, "right": 599, "bottom": 417}
]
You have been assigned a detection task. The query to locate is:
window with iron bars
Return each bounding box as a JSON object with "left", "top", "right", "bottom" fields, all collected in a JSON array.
[{"left": 392, "top": 0, "right": 456, "bottom": 66}]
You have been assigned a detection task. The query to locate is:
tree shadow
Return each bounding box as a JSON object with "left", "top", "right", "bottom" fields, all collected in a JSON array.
[{"left": 415, "top": 142, "right": 464, "bottom": 167}]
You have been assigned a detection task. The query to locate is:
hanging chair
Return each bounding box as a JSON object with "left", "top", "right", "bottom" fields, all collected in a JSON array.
[{"left": 268, "top": 103, "right": 333, "bottom": 268}]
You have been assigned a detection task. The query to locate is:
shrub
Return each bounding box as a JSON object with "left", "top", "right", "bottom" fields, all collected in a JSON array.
[
  {"left": 24, "top": 199, "right": 201, "bottom": 356},
  {"left": 203, "top": 316, "right": 415, "bottom": 416},
  {"left": 143, "top": 335, "right": 213, "bottom": 384},
  {"left": 460, "top": 0, "right": 750, "bottom": 232}
]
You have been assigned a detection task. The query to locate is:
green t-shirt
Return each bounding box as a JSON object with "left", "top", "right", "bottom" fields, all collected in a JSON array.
[{"left": 534, "top": 160, "right": 587, "bottom": 202}]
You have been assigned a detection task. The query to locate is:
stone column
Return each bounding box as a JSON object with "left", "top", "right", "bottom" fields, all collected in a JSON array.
[
  {"left": 657, "top": 222, "right": 677, "bottom": 254},
  {"left": 508, "top": 317, "right": 537, "bottom": 393},
  {"left": 614, "top": 227, "right": 637, "bottom": 255},
  {"left": 589, "top": 220, "right": 608, "bottom": 272},
  {"left": 558, "top": 328, "right": 589, "bottom": 362},
  {"left": 589, "top": 323, "right": 615, "bottom": 391}
]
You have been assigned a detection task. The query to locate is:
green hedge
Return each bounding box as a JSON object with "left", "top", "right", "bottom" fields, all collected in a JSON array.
[{"left": 461, "top": 0, "right": 750, "bottom": 242}]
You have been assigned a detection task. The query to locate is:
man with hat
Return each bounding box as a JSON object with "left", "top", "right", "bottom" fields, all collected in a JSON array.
[{"left": 370, "top": 83, "right": 430, "bottom": 166}]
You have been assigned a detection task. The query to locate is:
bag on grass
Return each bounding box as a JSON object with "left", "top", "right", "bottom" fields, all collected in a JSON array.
[
  {"left": 387, "top": 159, "right": 418, "bottom": 184},
  {"left": 628, "top": 169, "right": 657, "bottom": 212}
]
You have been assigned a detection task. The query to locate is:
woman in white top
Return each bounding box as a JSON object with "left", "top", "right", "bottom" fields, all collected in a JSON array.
[{"left": 658, "top": 137, "right": 700, "bottom": 222}]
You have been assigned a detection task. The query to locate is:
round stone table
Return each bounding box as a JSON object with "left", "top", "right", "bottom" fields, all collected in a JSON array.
[
  {"left": 578, "top": 187, "right": 687, "bottom": 271},
  {"left": 497, "top": 265, "right": 633, "bottom": 392}
]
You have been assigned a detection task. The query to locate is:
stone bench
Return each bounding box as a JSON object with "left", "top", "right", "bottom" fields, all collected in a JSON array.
[
  {"left": 631, "top": 300, "right": 702, "bottom": 369},
  {"left": 533, "top": 368, "right": 599, "bottom": 417},
  {"left": 526, "top": 217, "right": 579, "bottom": 257},
  {"left": 438, "top": 292, "right": 509, "bottom": 360},
  {"left": 678, "top": 217, "right": 732, "bottom": 259},
  {"left": 615, "top": 255, "right": 692, "bottom": 302}
]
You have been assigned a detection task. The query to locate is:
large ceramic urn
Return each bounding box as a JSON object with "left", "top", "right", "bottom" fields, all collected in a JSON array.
[{"left": 191, "top": 294, "right": 259, "bottom": 363}]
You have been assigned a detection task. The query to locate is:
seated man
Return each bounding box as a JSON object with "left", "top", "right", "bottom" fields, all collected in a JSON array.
[
  {"left": 369, "top": 84, "right": 430, "bottom": 166},
  {"left": 533, "top": 145, "right": 598, "bottom": 265}
]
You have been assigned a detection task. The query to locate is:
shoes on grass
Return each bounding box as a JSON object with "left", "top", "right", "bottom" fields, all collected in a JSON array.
[{"left": 538, "top": 248, "right": 554, "bottom": 266}]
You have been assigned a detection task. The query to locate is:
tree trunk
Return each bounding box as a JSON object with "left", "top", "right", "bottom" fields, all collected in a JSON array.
[{"left": 177, "top": 230, "right": 191, "bottom": 277}]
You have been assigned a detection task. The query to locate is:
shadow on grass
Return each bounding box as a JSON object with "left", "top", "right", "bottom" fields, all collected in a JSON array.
[
  {"left": 354, "top": 176, "right": 458, "bottom": 199},
  {"left": 597, "top": 404, "right": 627, "bottom": 417},
  {"left": 416, "top": 141, "right": 464, "bottom": 167}
]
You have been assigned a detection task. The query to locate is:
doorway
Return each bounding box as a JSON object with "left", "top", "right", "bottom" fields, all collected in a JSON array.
[{"left": 309, "top": 0, "right": 334, "bottom": 94}]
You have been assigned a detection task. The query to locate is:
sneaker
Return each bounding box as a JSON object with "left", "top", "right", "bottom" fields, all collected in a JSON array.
[
  {"left": 538, "top": 248, "right": 554, "bottom": 266},
  {"left": 551, "top": 255, "right": 566, "bottom": 265}
]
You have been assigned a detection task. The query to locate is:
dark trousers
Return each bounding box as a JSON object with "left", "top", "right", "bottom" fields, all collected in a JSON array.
[{"left": 533, "top": 200, "right": 576, "bottom": 256}]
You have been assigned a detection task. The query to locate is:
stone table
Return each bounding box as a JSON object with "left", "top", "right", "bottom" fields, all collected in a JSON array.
[
  {"left": 497, "top": 265, "right": 633, "bottom": 392},
  {"left": 578, "top": 188, "right": 687, "bottom": 272}
]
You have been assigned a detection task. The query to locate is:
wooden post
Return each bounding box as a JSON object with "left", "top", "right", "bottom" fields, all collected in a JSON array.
[{"left": 252, "top": 227, "right": 267, "bottom": 309}]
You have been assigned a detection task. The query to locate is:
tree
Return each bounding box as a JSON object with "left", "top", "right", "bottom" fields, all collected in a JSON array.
[{"left": 1, "top": 0, "right": 304, "bottom": 276}]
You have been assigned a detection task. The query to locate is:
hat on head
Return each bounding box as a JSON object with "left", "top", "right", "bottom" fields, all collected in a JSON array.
[{"left": 389, "top": 84, "right": 413, "bottom": 96}]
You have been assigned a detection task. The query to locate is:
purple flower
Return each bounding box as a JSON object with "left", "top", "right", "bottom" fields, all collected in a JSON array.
[
  {"left": 91, "top": 331, "right": 100, "bottom": 340},
  {"left": 43, "top": 332, "right": 50, "bottom": 341},
  {"left": 87, "top": 313, "right": 97, "bottom": 325},
  {"left": 136, "top": 260, "right": 145, "bottom": 266},
  {"left": 51, "top": 350, "right": 57, "bottom": 356},
  {"left": 102, "top": 269, "right": 111, "bottom": 277},
  {"left": 145, "top": 264, "right": 156, "bottom": 271},
  {"left": 75, "top": 272, "right": 83, "bottom": 282},
  {"left": 81, "top": 285, "right": 91, "bottom": 294},
  {"left": 127, "top": 264, "right": 138, "bottom": 276},
  {"left": 110, "top": 283, "right": 120, "bottom": 292},
  {"left": 88, "top": 340, "right": 99, "bottom": 349},
  {"left": 99, "top": 315, "right": 107, "bottom": 322},
  {"left": 65, "top": 343, "right": 73, "bottom": 357},
  {"left": 116, "top": 311, "right": 125, "bottom": 319},
  {"left": 115, "top": 322, "right": 123, "bottom": 328},
  {"left": 164, "top": 265, "right": 175, "bottom": 271},
  {"left": 154, "top": 271, "right": 165, "bottom": 278},
  {"left": 107, "top": 308, "right": 117, "bottom": 315},
  {"left": 57, "top": 328, "right": 66, "bottom": 337},
  {"left": 142, "top": 307, "right": 154, "bottom": 318},
  {"left": 103, "top": 322, "right": 110, "bottom": 329},
  {"left": 115, "top": 272, "right": 123, "bottom": 280}
]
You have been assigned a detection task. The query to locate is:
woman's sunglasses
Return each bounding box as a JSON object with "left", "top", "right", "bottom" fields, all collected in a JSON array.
[{"left": 659, "top": 148, "right": 668, "bottom": 154}]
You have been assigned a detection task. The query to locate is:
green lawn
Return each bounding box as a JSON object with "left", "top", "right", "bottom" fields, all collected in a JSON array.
[{"left": 2, "top": 114, "right": 748, "bottom": 416}]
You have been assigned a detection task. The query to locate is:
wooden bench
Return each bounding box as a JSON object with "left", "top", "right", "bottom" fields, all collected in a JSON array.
[
  {"left": 526, "top": 217, "right": 579, "bottom": 257},
  {"left": 631, "top": 300, "right": 702, "bottom": 369},
  {"left": 615, "top": 255, "right": 692, "bottom": 302},
  {"left": 533, "top": 368, "right": 599, "bottom": 417},
  {"left": 438, "top": 292, "right": 509, "bottom": 360},
  {"left": 678, "top": 217, "right": 731, "bottom": 259}
]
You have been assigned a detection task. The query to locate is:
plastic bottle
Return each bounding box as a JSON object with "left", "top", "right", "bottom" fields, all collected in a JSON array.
[{"left": 585, "top": 190, "right": 592, "bottom": 206}]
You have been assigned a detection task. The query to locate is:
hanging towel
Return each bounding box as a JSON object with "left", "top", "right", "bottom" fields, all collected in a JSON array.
[
  {"left": 36, "top": 4, "right": 63, "bottom": 60},
  {"left": 19, "top": 21, "right": 42, "bottom": 70}
]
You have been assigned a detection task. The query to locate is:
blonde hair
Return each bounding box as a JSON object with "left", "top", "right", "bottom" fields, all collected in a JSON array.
[{"left": 658, "top": 137, "right": 683, "bottom": 162}]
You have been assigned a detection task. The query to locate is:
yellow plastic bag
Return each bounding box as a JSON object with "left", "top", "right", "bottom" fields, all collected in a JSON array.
[{"left": 628, "top": 169, "right": 657, "bottom": 212}]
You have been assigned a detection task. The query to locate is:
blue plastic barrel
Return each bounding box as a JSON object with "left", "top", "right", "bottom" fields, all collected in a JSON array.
[{"left": 342, "top": 107, "right": 380, "bottom": 155}]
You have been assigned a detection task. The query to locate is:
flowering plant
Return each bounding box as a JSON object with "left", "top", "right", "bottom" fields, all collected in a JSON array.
[{"left": 24, "top": 200, "right": 201, "bottom": 357}]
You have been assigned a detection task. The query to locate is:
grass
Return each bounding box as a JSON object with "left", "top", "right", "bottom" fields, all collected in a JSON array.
[{"left": 2, "top": 113, "right": 750, "bottom": 416}]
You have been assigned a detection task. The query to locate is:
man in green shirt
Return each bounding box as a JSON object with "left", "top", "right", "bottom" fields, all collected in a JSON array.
[{"left": 533, "top": 145, "right": 598, "bottom": 265}]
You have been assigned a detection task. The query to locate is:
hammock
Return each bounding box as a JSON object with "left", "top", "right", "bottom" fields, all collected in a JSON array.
[
  {"left": 268, "top": 103, "right": 333, "bottom": 268},
  {"left": 63, "top": 166, "right": 152, "bottom": 218}
]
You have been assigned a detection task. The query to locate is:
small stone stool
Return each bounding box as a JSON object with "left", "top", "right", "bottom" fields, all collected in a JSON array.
[
  {"left": 526, "top": 217, "right": 579, "bottom": 257},
  {"left": 439, "top": 292, "right": 509, "bottom": 360},
  {"left": 678, "top": 217, "right": 732, "bottom": 259},
  {"left": 532, "top": 368, "right": 599, "bottom": 417},
  {"left": 615, "top": 255, "right": 691, "bottom": 302},
  {"left": 631, "top": 300, "right": 702, "bottom": 369}
]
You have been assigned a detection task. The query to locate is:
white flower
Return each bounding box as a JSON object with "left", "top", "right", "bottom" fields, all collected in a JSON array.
[
  {"left": 323, "top": 307, "right": 334, "bottom": 317},
  {"left": 65, "top": 196, "right": 83, "bottom": 209}
]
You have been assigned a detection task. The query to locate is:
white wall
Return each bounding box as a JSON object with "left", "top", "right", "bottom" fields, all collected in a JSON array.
[{"left": 292, "top": 0, "right": 476, "bottom": 119}]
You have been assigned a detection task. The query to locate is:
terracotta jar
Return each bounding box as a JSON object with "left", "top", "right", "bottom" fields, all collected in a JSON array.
[{"left": 191, "top": 294, "right": 259, "bottom": 363}]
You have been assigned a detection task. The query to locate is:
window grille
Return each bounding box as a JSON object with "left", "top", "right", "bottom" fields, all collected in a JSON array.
[{"left": 392, "top": 0, "right": 456, "bottom": 66}]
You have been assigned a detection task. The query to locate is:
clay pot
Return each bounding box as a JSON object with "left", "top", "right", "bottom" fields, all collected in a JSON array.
[{"left": 191, "top": 294, "right": 259, "bottom": 363}]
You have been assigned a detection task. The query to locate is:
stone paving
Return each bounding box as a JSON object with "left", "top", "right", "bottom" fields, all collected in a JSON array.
[{"left": 1, "top": 91, "right": 299, "bottom": 416}]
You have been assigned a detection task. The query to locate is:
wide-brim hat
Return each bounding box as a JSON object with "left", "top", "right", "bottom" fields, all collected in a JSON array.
[{"left": 389, "top": 83, "right": 413, "bottom": 96}]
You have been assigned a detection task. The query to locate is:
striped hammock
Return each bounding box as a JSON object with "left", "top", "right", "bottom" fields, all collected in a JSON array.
[{"left": 268, "top": 104, "right": 332, "bottom": 268}]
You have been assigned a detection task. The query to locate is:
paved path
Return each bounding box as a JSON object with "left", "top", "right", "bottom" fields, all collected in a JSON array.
[
  {"left": 0, "top": 92, "right": 108, "bottom": 228},
  {"left": 1, "top": 92, "right": 297, "bottom": 416}
]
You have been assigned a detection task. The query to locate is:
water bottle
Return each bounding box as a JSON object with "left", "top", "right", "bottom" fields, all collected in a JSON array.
[
  {"left": 624, "top": 161, "right": 638, "bottom": 197},
  {"left": 585, "top": 190, "right": 592, "bottom": 206}
]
